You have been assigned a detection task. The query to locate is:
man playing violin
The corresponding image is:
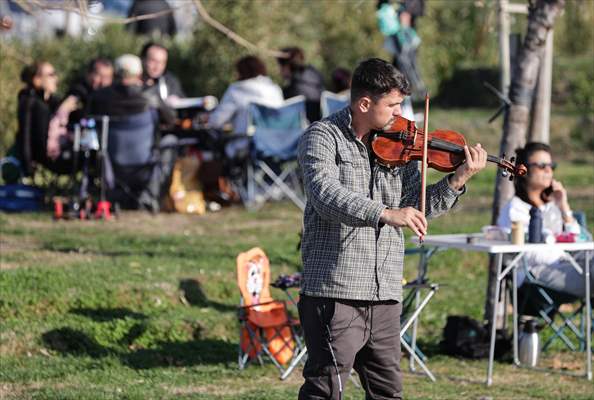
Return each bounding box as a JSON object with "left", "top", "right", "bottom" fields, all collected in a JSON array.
[{"left": 297, "top": 58, "right": 487, "bottom": 400}]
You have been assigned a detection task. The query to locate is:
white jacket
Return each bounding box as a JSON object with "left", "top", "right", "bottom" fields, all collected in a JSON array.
[{"left": 209, "top": 75, "right": 284, "bottom": 134}]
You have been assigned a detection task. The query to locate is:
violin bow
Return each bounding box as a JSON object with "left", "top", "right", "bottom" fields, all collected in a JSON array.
[{"left": 419, "top": 93, "right": 429, "bottom": 243}]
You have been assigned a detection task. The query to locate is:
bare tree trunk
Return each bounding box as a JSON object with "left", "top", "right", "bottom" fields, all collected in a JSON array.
[
  {"left": 484, "top": 0, "right": 565, "bottom": 326},
  {"left": 528, "top": 30, "right": 554, "bottom": 143}
]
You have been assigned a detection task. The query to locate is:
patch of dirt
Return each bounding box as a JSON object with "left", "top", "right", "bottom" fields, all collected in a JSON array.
[
  {"left": 0, "top": 384, "right": 26, "bottom": 399},
  {"left": 1, "top": 206, "right": 302, "bottom": 240},
  {"left": 0, "top": 232, "right": 98, "bottom": 270},
  {"left": 164, "top": 372, "right": 302, "bottom": 396}
]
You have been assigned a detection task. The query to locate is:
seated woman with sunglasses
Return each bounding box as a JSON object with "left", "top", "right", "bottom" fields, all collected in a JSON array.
[{"left": 497, "top": 142, "right": 592, "bottom": 298}]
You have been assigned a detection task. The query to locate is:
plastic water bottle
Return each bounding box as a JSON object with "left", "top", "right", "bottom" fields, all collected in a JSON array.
[
  {"left": 519, "top": 319, "right": 540, "bottom": 367},
  {"left": 81, "top": 118, "right": 100, "bottom": 151},
  {"left": 528, "top": 207, "right": 543, "bottom": 243}
]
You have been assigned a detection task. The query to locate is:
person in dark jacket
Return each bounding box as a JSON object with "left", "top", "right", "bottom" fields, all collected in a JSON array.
[
  {"left": 11, "top": 61, "right": 73, "bottom": 177},
  {"left": 65, "top": 58, "right": 114, "bottom": 125},
  {"left": 140, "top": 42, "right": 185, "bottom": 106},
  {"left": 127, "top": 0, "right": 176, "bottom": 37},
  {"left": 89, "top": 55, "right": 174, "bottom": 127},
  {"left": 277, "top": 46, "right": 325, "bottom": 123}
]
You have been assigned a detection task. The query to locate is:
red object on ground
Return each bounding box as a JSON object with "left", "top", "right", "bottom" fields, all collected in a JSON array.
[
  {"left": 53, "top": 198, "right": 63, "bottom": 219},
  {"left": 95, "top": 201, "right": 112, "bottom": 220}
]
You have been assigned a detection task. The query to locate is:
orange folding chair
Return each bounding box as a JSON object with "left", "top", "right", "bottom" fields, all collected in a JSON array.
[{"left": 237, "top": 247, "right": 304, "bottom": 376}]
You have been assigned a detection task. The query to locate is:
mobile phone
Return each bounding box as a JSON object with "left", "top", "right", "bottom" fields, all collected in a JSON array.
[{"left": 541, "top": 185, "right": 553, "bottom": 202}]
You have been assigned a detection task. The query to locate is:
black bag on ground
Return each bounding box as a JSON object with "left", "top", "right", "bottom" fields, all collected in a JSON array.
[{"left": 440, "top": 315, "right": 490, "bottom": 359}]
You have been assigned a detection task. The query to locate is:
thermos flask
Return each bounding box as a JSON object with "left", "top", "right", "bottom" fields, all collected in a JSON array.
[{"left": 519, "top": 319, "right": 540, "bottom": 367}]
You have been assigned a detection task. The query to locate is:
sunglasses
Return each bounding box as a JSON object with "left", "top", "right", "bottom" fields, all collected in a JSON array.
[{"left": 527, "top": 162, "right": 557, "bottom": 170}]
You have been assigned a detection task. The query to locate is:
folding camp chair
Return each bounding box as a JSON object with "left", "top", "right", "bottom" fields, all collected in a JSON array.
[
  {"left": 237, "top": 247, "right": 305, "bottom": 377},
  {"left": 320, "top": 90, "right": 349, "bottom": 118},
  {"left": 230, "top": 96, "right": 308, "bottom": 211},
  {"left": 98, "top": 112, "right": 181, "bottom": 213},
  {"left": 400, "top": 246, "right": 441, "bottom": 381}
]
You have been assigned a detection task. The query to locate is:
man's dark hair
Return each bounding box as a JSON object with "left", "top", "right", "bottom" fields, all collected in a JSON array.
[
  {"left": 351, "top": 58, "right": 411, "bottom": 102},
  {"left": 140, "top": 41, "right": 168, "bottom": 59},
  {"left": 87, "top": 57, "right": 113, "bottom": 74},
  {"left": 236, "top": 55, "right": 267, "bottom": 80},
  {"left": 277, "top": 46, "right": 305, "bottom": 73},
  {"left": 513, "top": 142, "right": 552, "bottom": 206}
]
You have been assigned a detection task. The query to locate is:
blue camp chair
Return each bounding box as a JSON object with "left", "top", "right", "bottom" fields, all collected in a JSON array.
[
  {"left": 320, "top": 90, "right": 349, "bottom": 118},
  {"left": 231, "top": 96, "right": 308, "bottom": 211},
  {"left": 100, "top": 111, "right": 178, "bottom": 212}
]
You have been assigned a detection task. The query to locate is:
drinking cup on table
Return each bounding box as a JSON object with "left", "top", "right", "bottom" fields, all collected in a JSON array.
[{"left": 511, "top": 221, "right": 524, "bottom": 245}]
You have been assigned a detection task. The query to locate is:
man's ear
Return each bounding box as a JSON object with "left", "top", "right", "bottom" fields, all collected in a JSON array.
[{"left": 356, "top": 96, "right": 372, "bottom": 113}]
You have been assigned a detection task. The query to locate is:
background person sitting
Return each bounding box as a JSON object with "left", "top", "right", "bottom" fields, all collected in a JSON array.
[
  {"left": 88, "top": 54, "right": 177, "bottom": 212},
  {"left": 64, "top": 57, "right": 114, "bottom": 125},
  {"left": 6, "top": 61, "right": 73, "bottom": 181},
  {"left": 497, "top": 142, "right": 593, "bottom": 298},
  {"left": 88, "top": 55, "right": 174, "bottom": 127},
  {"left": 141, "top": 42, "right": 185, "bottom": 106},
  {"left": 208, "top": 55, "right": 284, "bottom": 136},
  {"left": 276, "top": 46, "right": 324, "bottom": 123}
]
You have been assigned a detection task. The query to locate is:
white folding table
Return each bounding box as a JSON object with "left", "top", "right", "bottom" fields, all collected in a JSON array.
[{"left": 411, "top": 234, "right": 592, "bottom": 386}]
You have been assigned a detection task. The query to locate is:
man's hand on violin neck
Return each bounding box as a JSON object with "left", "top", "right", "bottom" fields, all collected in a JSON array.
[
  {"left": 380, "top": 207, "right": 427, "bottom": 237},
  {"left": 449, "top": 143, "right": 488, "bottom": 190}
]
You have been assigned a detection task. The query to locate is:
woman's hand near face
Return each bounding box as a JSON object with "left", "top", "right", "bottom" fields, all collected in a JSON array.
[{"left": 550, "top": 179, "right": 570, "bottom": 211}]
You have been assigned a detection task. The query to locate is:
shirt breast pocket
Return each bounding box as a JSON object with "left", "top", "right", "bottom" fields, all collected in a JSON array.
[
  {"left": 338, "top": 152, "right": 367, "bottom": 193},
  {"left": 376, "top": 166, "right": 402, "bottom": 208}
]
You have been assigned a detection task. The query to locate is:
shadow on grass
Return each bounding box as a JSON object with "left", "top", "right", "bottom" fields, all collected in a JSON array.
[
  {"left": 42, "top": 328, "right": 109, "bottom": 358},
  {"left": 123, "top": 338, "right": 236, "bottom": 368},
  {"left": 179, "top": 278, "right": 236, "bottom": 313},
  {"left": 42, "top": 328, "right": 236, "bottom": 368},
  {"left": 70, "top": 307, "right": 147, "bottom": 322},
  {"left": 42, "top": 244, "right": 200, "bottom": 259}
]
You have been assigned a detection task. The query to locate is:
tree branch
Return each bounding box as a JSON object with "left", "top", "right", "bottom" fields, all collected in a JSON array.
[{"left": 192, "top": 0, "right": 287, "bottom": 59}]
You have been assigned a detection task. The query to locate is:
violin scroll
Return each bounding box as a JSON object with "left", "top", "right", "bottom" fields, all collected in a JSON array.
[{"left": 499, "top": 153, "right": 527, "bottom": 181}]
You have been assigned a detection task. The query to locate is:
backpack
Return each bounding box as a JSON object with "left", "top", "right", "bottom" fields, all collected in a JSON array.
[
  {"left": 440, "top": 316, "right": 490, "bottom": 359},
  {"left": 440, "top": 315, "right": 511, "bottom": 359}
]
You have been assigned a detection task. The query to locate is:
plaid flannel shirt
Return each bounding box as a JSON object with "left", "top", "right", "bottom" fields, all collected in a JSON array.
[{"left": 298, "top": 107, "right": 465, "bottom": 302}]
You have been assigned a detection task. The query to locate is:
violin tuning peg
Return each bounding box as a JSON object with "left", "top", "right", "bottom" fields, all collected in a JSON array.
[
  {"left": 510, "top": 156, "right": 515, "bottom": 163},
  {"left": 509, "top": 175, "right": 514, "bottom": 181}
]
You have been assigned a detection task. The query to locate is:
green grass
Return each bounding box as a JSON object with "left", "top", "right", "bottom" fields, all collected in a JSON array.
[{"left": 1, "top": 109, "right": 593, "bottom": 398}]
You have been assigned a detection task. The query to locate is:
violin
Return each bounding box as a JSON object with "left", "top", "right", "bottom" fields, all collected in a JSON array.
[{"left": 369, "top": 115, "right": 527, "bottom": 179}]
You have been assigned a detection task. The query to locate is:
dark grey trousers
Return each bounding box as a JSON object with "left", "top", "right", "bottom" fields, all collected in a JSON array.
[{"left": 298, "top": 295, "right": 403, "bottom": 400}]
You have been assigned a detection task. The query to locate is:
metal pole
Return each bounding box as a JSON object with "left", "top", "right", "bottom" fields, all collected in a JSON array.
[{"left": 487, "top": 253, "right": 503, "bottom": 386}]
